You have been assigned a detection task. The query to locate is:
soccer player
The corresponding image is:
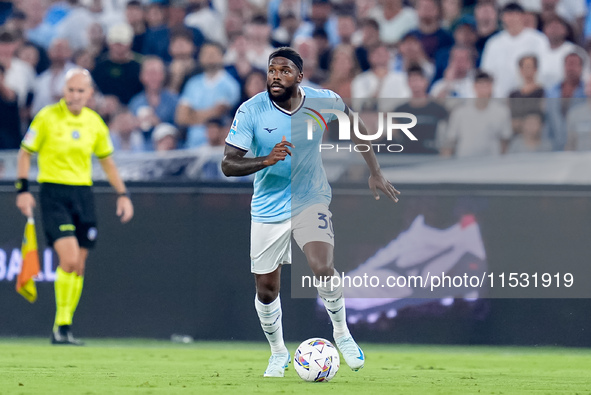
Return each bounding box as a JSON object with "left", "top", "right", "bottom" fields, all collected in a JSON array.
[
  {"left": 15, "top": 68, "right": 134, "bottom": 345},
  {"left": 222, "top": 47, "right": 400, "bottom": 377}
]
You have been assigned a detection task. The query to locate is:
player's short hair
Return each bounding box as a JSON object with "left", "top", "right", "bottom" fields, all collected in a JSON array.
[
  {"left": 474, "top": 69, "right": 493, "bottom": 82},
  {"left": 0, "top": 63, "right": 5, "bottom": 74},
  {"left": 126, "top": 0, "right": 142, "bottom": 7},
  {"left": 269, "top": 47, "right": 303, "bottom": 73}
]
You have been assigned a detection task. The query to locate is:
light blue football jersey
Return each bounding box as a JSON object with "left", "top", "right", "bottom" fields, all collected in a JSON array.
[{"left": 225, "top": 86, "right": 346, "bottom": 223}]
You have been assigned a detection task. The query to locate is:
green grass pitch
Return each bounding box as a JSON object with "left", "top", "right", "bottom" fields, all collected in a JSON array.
[{"left": 1, "top": 338, "right": 590, "bottom": 394}]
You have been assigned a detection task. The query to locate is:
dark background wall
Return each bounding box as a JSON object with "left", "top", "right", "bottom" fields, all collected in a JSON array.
[{"left": 1, "top": 182, "right": 591, "bottom": 346}]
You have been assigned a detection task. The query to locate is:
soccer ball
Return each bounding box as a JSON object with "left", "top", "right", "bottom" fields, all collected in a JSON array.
[{"left": 294, "top": 338, "right": 340, "bottom": 382}]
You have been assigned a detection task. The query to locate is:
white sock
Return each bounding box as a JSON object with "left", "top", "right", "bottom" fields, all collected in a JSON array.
[
  {"left": 255, "top": 294, "right": 287, "bottom": 355},
  {"left": 317, "top": 270, "right": 350, "bottom": 339}
]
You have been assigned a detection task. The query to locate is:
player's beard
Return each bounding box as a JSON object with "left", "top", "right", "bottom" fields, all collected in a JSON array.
[{"left": 267, "top": 82, "right": 296, "bottom": 103}]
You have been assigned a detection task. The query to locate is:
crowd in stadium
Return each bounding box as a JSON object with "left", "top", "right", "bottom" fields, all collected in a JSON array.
[{"left": 1, "top": 0, "right": 591, "bottom": 157}]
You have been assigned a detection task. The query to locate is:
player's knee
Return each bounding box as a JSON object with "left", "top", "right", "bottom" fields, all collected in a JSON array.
[
  {"left": 255, "top": 271, "right": 281, "bottom": 303},
  {"left": 257, "top": 288, "right": 279, "bottom": 304},
  {"left": 308, "top": 256, "right": 334, "bottom": 279},
  {"left": 256, "top": 279, "right": 280, "bottom": 304}
]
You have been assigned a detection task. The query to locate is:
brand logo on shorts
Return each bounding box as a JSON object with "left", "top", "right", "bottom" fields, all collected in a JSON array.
[{"left": 87, "top": 227, "right": 98, "bottom": 241}]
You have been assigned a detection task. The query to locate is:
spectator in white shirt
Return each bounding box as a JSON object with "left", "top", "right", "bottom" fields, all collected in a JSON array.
[
  {"left": 539, "top": 15, "right": 580, "bottom": 90},
  {"left": 442, "top": 70, "right": 513, "bottom": 157},
  {"left": 0, "top": 29, "right": 35, "bottom": 107},
  {"left": 224, "top": 16, "right": 275, "bottom": 72},
  {"left": 481, "top": 2, "right": 549, "bottom": 98},
  {"left": 430, "top": 45, "right": 476, "bottom": 99},
  {"left": 243, "top": 15, "right": 275, "bottom": 71},
  {"left": 184, "top": 0, "right": 227, "bottom": 46},
  {"left": 54, "top": 0, "right": 125, "bottom": 52},
  {"left": 351, "top": 44, "right": 410, "bottom": 111},
  {"left": 540, "top": 0, "right": 587, "bottom": 43},
  {"left": 392, "top": 33, "right": 435, "bottom": 82},
  {"left": 497, "top": 0, "right": 587, "bottom": 35},
  {"left": 32, "top": 38, "right": 75, "bottom": 115},
  {"left": 367, "top": 0, "right": 418, "bottom": 45},
  {"left": 293, "top": 37, "right": 324, "bottom": 88}
]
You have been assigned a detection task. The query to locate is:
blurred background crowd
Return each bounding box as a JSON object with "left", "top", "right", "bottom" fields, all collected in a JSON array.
[{"left": 1, "top": 0, "right": 591, "bottom": 158}]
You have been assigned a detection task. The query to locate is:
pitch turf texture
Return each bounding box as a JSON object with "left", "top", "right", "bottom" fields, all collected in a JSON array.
[{"left": 1, "top": 339, "right": 590, "bottom": 394}]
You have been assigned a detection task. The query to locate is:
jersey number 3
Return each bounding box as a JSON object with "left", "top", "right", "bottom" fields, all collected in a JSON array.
[{"left": 317, "top": 213, "right": 334, "bottom": 235}]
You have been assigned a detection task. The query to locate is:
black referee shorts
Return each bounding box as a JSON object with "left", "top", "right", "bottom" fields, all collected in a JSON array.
[{"left": 39, "top": 183, "right": 98, "bottom": 249}]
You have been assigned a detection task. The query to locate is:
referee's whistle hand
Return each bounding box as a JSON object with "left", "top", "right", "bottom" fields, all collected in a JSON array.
[
  {"left": 16, "top": 192, "right": 36, "bottom": 218},
  {"left": 116, "top": 196, "right": 134, "bottom": 223}
]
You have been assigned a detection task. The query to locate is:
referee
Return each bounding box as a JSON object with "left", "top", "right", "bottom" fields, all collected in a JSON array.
[{"left": 15, "top": 68, "right": 134, "bottom": 345}]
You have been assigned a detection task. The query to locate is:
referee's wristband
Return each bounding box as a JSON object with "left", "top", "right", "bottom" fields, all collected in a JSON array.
[
  {"left": 15, "top": 178, "right": 29, "bottom": 194},
  {"left": 118, "top": 191, "right": 131, "bottom": 199}
]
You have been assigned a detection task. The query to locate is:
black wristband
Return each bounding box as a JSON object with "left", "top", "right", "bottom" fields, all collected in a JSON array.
[
  {"left": 15, "top": 178, "right": 29, "bottom": 194},
  {"left": 118, "top": 191, "right": 131, "bottom": 198}
]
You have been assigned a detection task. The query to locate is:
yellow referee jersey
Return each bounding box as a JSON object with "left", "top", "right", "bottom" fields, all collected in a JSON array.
[{"left": 21, "top": 99, "right": 114, "bottom": 186}]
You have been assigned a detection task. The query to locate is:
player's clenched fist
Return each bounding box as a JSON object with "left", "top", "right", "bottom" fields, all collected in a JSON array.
[{"left": 263, "top": 136, "right": 295, "bottom": 166}]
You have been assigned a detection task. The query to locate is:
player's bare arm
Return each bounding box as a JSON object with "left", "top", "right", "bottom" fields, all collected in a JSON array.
[
  {"left": 347, "top": 109, "right": 401, "bottom": 202},
  {"left": 222, "top": 136, "right": 294, "bottom": 177},
  {"left": 15, "top": 148, "right": 36, "bottom": 218}
]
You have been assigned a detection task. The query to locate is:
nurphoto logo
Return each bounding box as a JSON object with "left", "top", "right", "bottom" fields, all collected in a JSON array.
[{"left": 305, "top": 108, "right": 418, "bottom": 153}]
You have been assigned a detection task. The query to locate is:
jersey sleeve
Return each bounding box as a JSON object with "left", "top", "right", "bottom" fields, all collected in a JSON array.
[
  {"left": 225, "top": 104, "right": 254, "bottom": 152},
  {"left": 21, "top": 111, "right": 47, "bottom": 153},
  {"left": 93, "top": 116, "right": 115, "bottom": 159},
  {"left": 327, "top": 89, "right": 348, "bottom": 122},
  {"left": 331, "top": 90, "right": 347, "bottom": 113}
]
